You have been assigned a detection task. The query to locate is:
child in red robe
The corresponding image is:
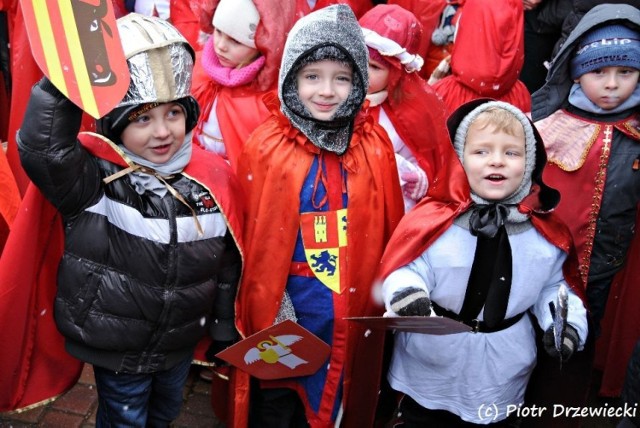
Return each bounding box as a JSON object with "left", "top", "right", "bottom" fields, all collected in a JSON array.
[
  {"left": 191, "top": 0, "right": 296, "bottom": 171},
  {"left": 359, "top": 4, "right": 448, "bottom": 212},
  {"left": 532, "top": 4, "right": 640, "bottom": 397},
  {"left": 432, "top": 0, "right": 531, "bottom": 115},
  {"left": 232, "top": 5, "right": 404, "bottom": 427}
]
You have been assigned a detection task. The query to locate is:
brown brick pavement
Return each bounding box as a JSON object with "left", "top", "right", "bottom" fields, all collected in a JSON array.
[
  {"left": 0, "top": 364, "right": 224, "bottom": 427},
  {"left": 0, "top": 365, "right": 624, "bottom": 427}
]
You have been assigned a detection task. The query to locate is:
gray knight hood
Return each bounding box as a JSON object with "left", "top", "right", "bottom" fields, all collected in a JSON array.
[{"left": 278, "top": 4, "right": 369, "bottom": 155}]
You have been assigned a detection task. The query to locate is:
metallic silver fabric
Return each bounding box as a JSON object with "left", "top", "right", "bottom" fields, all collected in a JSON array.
[{"left": 116, "top": 13, "right": 194, "bottom": 107}]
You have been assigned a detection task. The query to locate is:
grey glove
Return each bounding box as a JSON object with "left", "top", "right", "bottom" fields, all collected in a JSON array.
[
  {"left": 543, "top": 324, "right": 579, "bottom": 361},
  {"left": 390, "top": 287, "right": 431, "bottom": 316}
]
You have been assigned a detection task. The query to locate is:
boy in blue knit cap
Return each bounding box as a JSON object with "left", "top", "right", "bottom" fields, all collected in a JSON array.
[{"left": 532, "top": 3, "right": 640, "bottom": 397}]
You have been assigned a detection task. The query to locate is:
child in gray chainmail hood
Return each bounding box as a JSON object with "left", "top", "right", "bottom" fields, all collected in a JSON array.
[{"left": 232, "top": 4, "right": 405, "bottom": 427}]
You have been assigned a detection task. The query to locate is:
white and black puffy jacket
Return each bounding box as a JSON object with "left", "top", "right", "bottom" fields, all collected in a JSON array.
[{"left": 17, "top": 79, "right": 241, "bottom": 373}]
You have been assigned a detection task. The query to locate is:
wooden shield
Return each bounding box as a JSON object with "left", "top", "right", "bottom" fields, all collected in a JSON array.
[
  {"left": 21, "top": 0, "right": 129, "bottom": 118},
  {"left": 346, "top": 316, "right": 472, "bottom": 335},
  {"left": 215, "top": 320, "right": 331, "bottom": 380}
]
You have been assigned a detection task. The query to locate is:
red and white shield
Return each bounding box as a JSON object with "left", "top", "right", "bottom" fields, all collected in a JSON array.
[{"left": 215, "top": 321, "right": 331, "bottom": 380}]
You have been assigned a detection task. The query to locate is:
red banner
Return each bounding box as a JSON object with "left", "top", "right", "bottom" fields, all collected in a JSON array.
[{"left": 20, "top": 0, "right": 129, "bottom": 118}]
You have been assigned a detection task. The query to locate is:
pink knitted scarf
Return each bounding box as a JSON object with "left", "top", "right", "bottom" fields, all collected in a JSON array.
[{"left": 201, "top": 37, "right": 265, "bottom": 87}]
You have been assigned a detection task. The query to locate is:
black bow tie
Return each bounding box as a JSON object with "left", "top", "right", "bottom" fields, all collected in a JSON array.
[{"left": 469, "top": 203, "right": 510, "bottom": 238}]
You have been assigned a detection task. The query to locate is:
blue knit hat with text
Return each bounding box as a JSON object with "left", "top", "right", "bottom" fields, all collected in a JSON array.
[{"left": 570, "top": 24, "right": 640, "bottom": 79}]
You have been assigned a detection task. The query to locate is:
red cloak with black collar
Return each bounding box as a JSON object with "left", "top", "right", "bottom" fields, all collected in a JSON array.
[
  {"left": 0, "top": 133, "right": 244, "bottom": 412},
  {"left": 377, "top": 142, "right": 584, "bottom": 301},
  {"left": 377, "top": 99, "right": 590, "bottom": 428}
]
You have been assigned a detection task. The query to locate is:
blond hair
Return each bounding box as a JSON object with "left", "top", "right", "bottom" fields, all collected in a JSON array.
[{"left": 469, "top": 107, "right": 525, "bottom": 138}]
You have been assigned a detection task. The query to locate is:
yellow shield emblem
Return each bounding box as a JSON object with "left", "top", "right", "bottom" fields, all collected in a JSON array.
[{"left": 300, "top": 209, "right": 347, "bottom": 293}]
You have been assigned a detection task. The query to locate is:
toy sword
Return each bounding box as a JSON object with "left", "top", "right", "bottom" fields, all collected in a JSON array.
[{"left": 549, "top": 284, "right": 569, "bottom": 368}]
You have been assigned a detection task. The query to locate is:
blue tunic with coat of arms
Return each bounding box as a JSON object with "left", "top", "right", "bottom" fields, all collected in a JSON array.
[{"left": 287, "top": 155, "right": 347, "bottom": 419}]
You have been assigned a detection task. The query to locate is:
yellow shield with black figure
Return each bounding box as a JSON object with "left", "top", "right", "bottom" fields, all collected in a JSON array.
[{"left": 300, "top": 208, "right": 347, "bottom": 293}]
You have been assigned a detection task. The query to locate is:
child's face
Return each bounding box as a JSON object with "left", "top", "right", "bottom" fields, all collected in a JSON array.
[
  {"left": 296, "top": 59, "right": 353, "bottom": 121},
  {"left": 120, "top": 102, "right": 186, "bottom": 164},
  {"left": 213, "top": 28, "right": 260, "bottom": 68},
  {"left": 367, "top": 58, "right": 390, "bottom": 95},
  {"left": 462, "top": 121, "right": 526, "bottom": 202},
  {"left": 575, "top": 66, "right": 639, "bottom": 110}
]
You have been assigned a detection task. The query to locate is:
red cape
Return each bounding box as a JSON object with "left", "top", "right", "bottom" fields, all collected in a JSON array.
[
  {"left": 191, "top": 59, "right": 273, "bottom": 172},
  {"left": 378, "top": 156, "right": 584, "bottom": 303},
  {"left": 432, "top": 0, "right": 531, "bottom": 115},
  {"left": 219, "top": 94, "right": 404, "bottom": 427},
  {"left": 3, "top": 0, "right": 41, "bottom": 194},
  {"left": 295, "top": 0, "right": 373, "bottom": 18},
  {"left": 0, "top": 133, "right": 244, "bottom": 412},
  {"left": 0, "top": 147, "right": 20, "bottom": 247}
]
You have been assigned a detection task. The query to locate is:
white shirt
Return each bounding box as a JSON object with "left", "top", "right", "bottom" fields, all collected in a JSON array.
[
  {"left": 197, "top": 97, "right": 227, "bottom": 158},
  {"left": 379, "top": 107, "right": 425, "bottom": 212}
]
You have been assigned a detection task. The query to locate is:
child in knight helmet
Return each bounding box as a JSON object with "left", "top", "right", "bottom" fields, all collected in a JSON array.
[
  {"left": 531, "top": 3, "right": 640, "bottom": 397},
  {"left": 359, "top": 4, "right": 448, "bottom": 212},
  {"left": 378, "top": 99, "right": 588, "bottom": 426},
  {"left": 191, "top": 0, "right": 296, "bottom": 171},
  {"left": 17, "top": 14, "right": 243, "bottom": 426},
  {"left": 232, "top": 5, "right": 404, "bottom": 427}
]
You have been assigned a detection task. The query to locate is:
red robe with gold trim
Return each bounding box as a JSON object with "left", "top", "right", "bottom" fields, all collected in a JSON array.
[
  {"left": 536, "top": 109, "right": 640, "bottom": 396},
  {"left": 0, "top": 133, "right": 244, "bottom": 412},
  {"left": 220, "top": 94, "right": 404, "bottom": 428}
]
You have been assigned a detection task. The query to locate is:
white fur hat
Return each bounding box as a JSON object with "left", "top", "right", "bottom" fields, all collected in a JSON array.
[{"left": 212, "top": 0, "right": 260, "bottom": 49}]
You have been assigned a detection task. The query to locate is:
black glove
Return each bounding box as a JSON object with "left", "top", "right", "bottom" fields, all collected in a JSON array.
[
  {"left": 543, "top": 324, "right": 579, "bottom": 361},
  {"left": 205, "top": 340, "right": 236, "bottom": 366},
  {"left": 390, "top": 287, "right": 431, "bottom": 316}
]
